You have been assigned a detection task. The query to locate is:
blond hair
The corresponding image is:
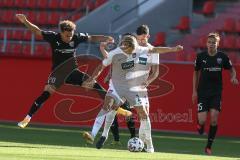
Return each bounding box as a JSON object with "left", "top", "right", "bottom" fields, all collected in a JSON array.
[{"left": 59, "top": 20, "right": 76, "bottom": 32}]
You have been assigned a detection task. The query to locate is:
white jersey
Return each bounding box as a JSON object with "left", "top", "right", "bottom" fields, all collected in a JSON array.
[{"left": 103, "top": 45, "right": 158, "bottom": 107}]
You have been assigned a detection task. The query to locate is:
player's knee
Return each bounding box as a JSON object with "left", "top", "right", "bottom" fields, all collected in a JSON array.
[{"left": 210, "top": 119, "right": 218, "bottom": 126}]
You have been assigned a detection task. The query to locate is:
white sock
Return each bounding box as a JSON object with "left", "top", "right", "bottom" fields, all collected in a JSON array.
[
  {"left": 139, "top": 120, "right": 146, "bottom": 143},
  {"left": 102, "top": 110, "right": 117, "bottom": 138},
  {"left": 91, "top": 109, "right": 107, "bottom": 138},
  {"left": 141, "top": 117, "right": 153, "bottom": 150}
]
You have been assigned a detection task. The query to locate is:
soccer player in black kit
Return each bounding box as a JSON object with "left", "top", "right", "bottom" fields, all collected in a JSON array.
[
  {"left": 15, "top": 14, "right": 130, "bottom": 128},
  {"left": 192, "top": 32, "right": 239, "bottom": 155}
]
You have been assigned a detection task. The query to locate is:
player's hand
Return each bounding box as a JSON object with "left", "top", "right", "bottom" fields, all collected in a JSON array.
[
  {"left": 231, "top": 77, "right": 239, "bottom": 85},
  {"left": 192, "top": 91, "right": 198, "bottom": 104},
  {"left": 100, "top": 42, "right": 107, "bottom": 49},
  {"left": 16, "top": 14, "right": 27, "bottom": 23},
  {"left": 173, "top": 45, "right": 183, "bottom": 52},
  {"left": 106, "top": 36, "right": 114, "bottom": 44}
]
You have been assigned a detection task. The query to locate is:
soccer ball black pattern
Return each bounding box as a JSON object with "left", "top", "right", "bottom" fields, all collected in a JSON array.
[{"left": 127, "top": 137, "right": 144, "bottom": 152}]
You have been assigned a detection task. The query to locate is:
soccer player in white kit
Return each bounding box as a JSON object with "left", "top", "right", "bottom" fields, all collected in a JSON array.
[{"left": 83, "top": 35, "right": 183, "bottom": 152}]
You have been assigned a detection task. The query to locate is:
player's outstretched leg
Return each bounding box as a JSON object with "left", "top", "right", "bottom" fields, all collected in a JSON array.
[
  {"left": 18, "top": 90, "right": 51, "bottom": 128},
  {"left": 96, "top": 110, "right": 117, "bottom": 149},
  {"left": 82, "top": 108, "right": 108, "bottom": 144}
]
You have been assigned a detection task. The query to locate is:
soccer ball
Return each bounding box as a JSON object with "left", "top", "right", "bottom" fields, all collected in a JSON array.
[{"left": 127, "top": 137, "right": 144, "bottom": 152}]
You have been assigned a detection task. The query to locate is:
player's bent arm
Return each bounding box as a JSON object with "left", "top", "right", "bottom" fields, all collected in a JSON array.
[
  {"left": 16, "top": 14, "right": 42, "bottom": 36},
  {"left": 91, "top": 64, "right": 106, "bottom": 81},
  {"left": 88, "top": 35, "right": 114, "bottom": 43},
  {"left": 193, "top": 70, "right": 200, "bottom": 93},
  {"left": 100, "top": 42, "right": 108, "bottom": 58},
  {"left": 229, "top": 67, "right": 239, "bottom": 85},
  {"left": 149, "top": 45, "right": 183, "bottom": 54},
  {"left": 146, "top": 65, "right": 159, "bottom": 85}
]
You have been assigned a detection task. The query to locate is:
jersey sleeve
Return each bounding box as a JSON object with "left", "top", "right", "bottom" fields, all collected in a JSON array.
[
  {"left": 75, "top": 32, "right": 89, "bottom": 43},
  {"left": 41, "top": 31, "right": 57, "bottom": 43},
  {"left": 194, "top": 54, "right": 201, "bottom": 71},
  {"left": 102, "top": 50, "right": 115, "bottom": 66},
  {"left": 223, "top": 54, "right": 232, "bottom": 70},
  {"left": 136, "top": 46, "right": 149, "bottom": 55},
  {"left": 151, "top": 54, "right": 159, "bottom": 65}
]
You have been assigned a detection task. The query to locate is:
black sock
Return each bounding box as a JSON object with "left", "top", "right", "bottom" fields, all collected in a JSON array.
[
  {"left": 120, "top": 101, "right": 131, "bottom": 110},
  {"left": 93, "top": 83, "right": 107, "bottom": 99},
  {"left": 28, "top": 91, "right": 51, "bottom": 117},
  {"left": 126, "top": 116, "right": 136, "bottom": 138},
  {"left": 207, "top": 125, "right": 218, "bottom": 149},
  {"left": 110, "top": 116, "right": 119, "bottom": 141}
]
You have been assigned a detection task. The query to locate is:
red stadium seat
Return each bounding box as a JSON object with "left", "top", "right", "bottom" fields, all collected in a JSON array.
[
  {"left": 37, "top": 0, "right": 48, "bottom": 9},
  {"left": 223, "top": 35, "right": 236, "bottom": 49},
  {"left": 11, "top": 30, "right": 23, "bottom": 40},
  {"left": 222, "top": 18, "right": 236, "bottom": 33},
  {"left": 48, "top": 12, "right": 60, "bottom": 25},
  {"left": 35, "top": 44, "right": 46, "bottom": 56},
  {"left": 228, "top": 52, "right": 237, "bottom": 64},
  {"left": 4, "top": 0, "right": 14, "bottom": 7},
  {"left": 202, "top": 1, "right": 216, "bottom": 15},
  {"left": 2, "top": 10, "right": 15, "bottom": 23},
  {"left": 195, "top": 36, "right": 207, "bottom": 49},
  {"left": 174, "top": 16, "right": 190, "bottom": 32},
  {"left": 28, "top": 11, "right": 37, "bottom": 23},
  {"left": 186, "top": 50, "right": 196, "bottom": 62},
  {"left": 59, "top": 0, "right": 70, "bottom": 9},
  {"left": 37, "top": 12, "right": 49, "bottom": 25},
  {"left": 49, "top": 0, "right": 60, "bottom": 9},
  {"left": 175, "top": 51, "right": 185, "bottom": 61},
  {"left": 95, "top": 0, "right": 107, "bottom": 8},
  {"left": 71, "top": 12, "right": 83, "bottom": 21},
  {"left": 22, "top": 44, "right": 31, "bottom": 56},
  {"left": 26, "top": 0, "right": 37, "bottom": 8},
  {"left": 70, "top": 0, "right": 84, "bottom": 9},
  {"left": 0, "top": 31, "right": 4, "bottom": 40},
  {"left": 236, "top": 20, "right": 240, "bottom": 33},
  {"left": 23, "top": 30, "right": 32, "bottom": 41},
  {"left": 153, "top": 32, "right": 166, "bottom": 46},
  {"left": 235, "top": 37, "right": 240, "bottom": 50},
  {"left": 12, "top": 44, "right": 22, "bottom": 54},
  {"left": 15, "top": 0, "right": 26, "bottom": 8}
]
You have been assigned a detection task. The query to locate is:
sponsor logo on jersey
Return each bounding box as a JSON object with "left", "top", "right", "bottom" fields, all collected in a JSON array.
[{"left": 121, "top": 60, "right": 134, "bottom": 70}]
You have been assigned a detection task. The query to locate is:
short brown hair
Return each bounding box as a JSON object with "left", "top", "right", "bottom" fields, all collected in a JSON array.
[
  {"left": 136, "top": 24, "right": 149, "bottom": 35},
  {"left": 59, "top": 20, "right": 76, "bottom": 32},
  {"left": 208, "top": 32, "right": 220, "bottom": 42},
  {"left": 121, "top": 35, "right": 138, "bottom": 50}
]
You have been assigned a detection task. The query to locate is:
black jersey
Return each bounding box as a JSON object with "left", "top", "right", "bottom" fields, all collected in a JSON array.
[
  {"left": 194, "top": 51, "right": 232, "bottom": 96},
  {"left": 41, "top": 31, "right": 89, "bottom": 70}
]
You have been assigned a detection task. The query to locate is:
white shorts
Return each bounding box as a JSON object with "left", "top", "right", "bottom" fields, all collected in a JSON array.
[{"left": 106, "top": 80, "right": 149, "bottom": 107}]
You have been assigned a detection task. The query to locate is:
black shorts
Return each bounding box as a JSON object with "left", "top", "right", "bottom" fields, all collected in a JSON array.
[
  {"left": 197, "top": 94, "right": 222, "bottom": 112},
  {"left": 47, "top": 69, "right": 88, "bottom": 89}
]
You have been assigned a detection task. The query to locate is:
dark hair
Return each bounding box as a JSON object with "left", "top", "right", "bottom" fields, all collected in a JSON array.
[
  {"left": 136, "top": 25, "right": 149, "bottom": 35},
  {"left": 208, "top": 32, "right": 220, "bottom": 42},
  {"left": 59, "top": 20, "right": 76, "bottom": 32}
]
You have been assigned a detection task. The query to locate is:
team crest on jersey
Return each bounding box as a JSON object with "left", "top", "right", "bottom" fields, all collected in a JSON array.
[
  {"left": 132, "top": 53, "right": 136, "bottom": 58},
  {"left": 138, "top": 57, "right": 147, "bottom": 65},
  {"left": 217, "top": 58, "right": 222, "bottom": 64},
  {"left": 69, "top": 41, "right": 74, "bottom": 47}
]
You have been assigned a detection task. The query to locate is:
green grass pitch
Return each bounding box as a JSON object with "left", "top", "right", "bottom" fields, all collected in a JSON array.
[{"left": 0, "top": 122, "right": 239, "bottom": 160}]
